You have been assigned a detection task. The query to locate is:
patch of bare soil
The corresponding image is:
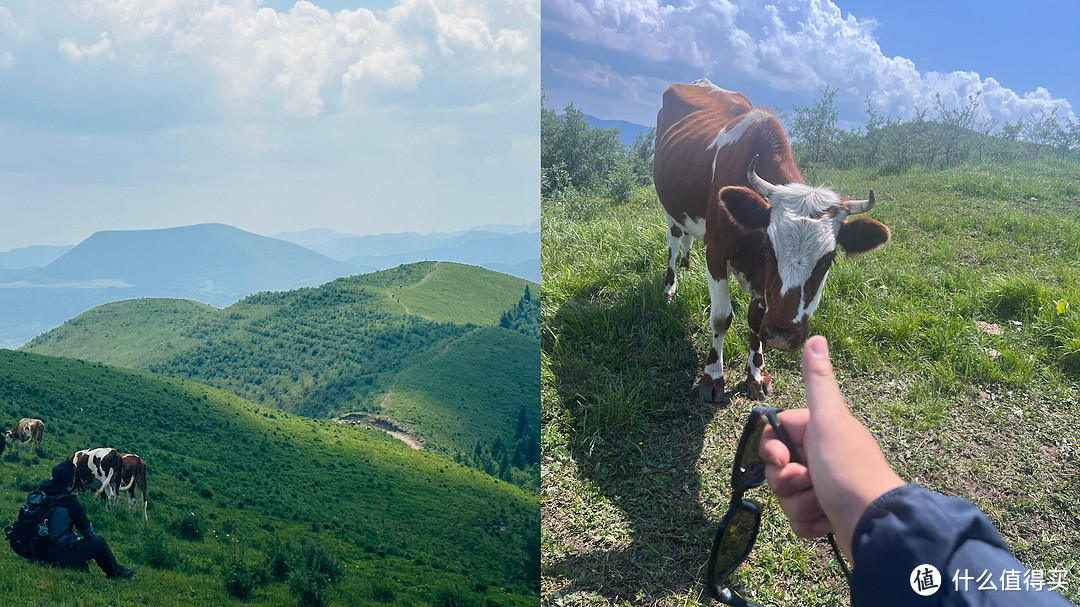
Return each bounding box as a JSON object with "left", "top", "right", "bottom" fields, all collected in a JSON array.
[{"left": 333, "top": 413, "right": 426, "bottom": 450}]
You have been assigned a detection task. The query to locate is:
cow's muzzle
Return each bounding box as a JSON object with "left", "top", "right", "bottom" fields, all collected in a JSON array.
[{"left": 760, "top": 323, "right": 806, "bottom": 352}]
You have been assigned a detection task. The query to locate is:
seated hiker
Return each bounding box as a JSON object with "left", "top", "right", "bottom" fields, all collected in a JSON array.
[{"left": 39, "top": 460, "right": 135, "bottom": 578}]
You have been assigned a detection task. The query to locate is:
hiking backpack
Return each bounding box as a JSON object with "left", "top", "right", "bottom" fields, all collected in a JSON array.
[{"left": 4, "top": 490, "right": 57, "bottom": 560}]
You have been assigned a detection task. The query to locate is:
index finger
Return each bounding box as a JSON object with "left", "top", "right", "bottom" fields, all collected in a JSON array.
[{"left": 760, "top": 408, "right": 809, "bottom": 467}]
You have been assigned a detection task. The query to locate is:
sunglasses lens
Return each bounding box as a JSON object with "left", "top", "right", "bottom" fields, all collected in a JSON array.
[
  {"left": 734, "top": 418, "right": 767, "bottom": 492},
  {"left": 706, "top": 501, "right": 762, "bottom": 597}
]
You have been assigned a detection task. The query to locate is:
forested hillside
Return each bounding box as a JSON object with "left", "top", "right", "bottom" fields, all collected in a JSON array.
[
  {"left": 24, "top": 262, "right": 541, "bottom": 490},
  {"left": 0, "top": 350, "right": 539, "bottom": 606}
]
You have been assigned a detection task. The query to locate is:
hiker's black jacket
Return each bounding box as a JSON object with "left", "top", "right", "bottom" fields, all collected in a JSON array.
[
  {"left": 38, "top": 479, "right": 95, "bottom": 561},
  {"left": 851, "top": 484, "right": 1073, "bottom": 606}
]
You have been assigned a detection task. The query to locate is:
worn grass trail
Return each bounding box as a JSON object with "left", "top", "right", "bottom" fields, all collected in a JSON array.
[{"left": 541, "top": 159, "right": 1080, "bottom": 606}]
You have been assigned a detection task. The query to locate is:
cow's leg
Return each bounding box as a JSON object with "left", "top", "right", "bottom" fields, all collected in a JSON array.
[
  {"left": 663, "top": 215, "right": 692, "bottom": 301},
  {"left": 677, "top": 230, "right": 693, "bottom": 270},
  {"left": 699, "top": 270, "right": 733, "bottom": 403},
  {"left": 745, "top": 297, "right": 773, "bottom": 400}
]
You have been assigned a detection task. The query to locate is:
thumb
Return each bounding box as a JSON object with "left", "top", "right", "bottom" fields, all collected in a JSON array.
[{"left": 801, "top": 336, "right": 846, "bottom": 423}]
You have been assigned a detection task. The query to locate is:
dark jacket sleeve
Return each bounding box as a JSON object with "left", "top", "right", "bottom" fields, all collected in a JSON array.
[
  {"left": 850, "top": 484, "right": 1074, "bottom": 607},
  {"left": 59, "top": 494, "right": 94, "bottom": 536}
]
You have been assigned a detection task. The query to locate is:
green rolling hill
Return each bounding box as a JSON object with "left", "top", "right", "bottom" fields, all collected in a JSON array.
[
  {"left": 0, "top": 349, "right": 539, "bottom": 606},
  {"left": 23, "top": 262, "right": 541, "bottom": 489}
]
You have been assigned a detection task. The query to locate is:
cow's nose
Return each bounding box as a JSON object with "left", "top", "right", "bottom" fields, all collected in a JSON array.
[{"left": 761, "top": 324, "right": 805, "bottom": 352}]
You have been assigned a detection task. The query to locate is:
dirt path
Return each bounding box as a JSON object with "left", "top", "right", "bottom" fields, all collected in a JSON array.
[{"left": 333, "top": 413, "right": 425, "bottom": 450}]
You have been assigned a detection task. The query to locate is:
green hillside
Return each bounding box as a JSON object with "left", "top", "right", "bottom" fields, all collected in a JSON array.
[
  {"left": 0, "top": 349, "right": 539, "bottom": 606},
  {"left": 357, "top": 262, "right": 531, "bottom": 326},
  {"left": 23, "top": 262, "right": 541, "bottom": 485},
  {"left": 22, "top": 298, "right": 219, "bottom": 369}
]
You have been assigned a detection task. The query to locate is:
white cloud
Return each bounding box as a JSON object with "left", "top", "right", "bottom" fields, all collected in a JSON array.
[
  {"left": 43, "top": 0, "right": 537, "bottom": 117},
  {"left": 543, "top": 0, "right": 1076, "bottom": 125},
  {"left": 58, "top": 31, "right": 114, "bottom": 62}
]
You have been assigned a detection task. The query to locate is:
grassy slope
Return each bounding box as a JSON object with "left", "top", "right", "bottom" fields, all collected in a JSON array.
[
  {"left": 23, "top": 262, "right": 540, "bottom": 458},
  {"left": 0, "top": 349, "right": 539, "bottom": 607},
  {"left": 24, "top": 298, "right": 219, "bottom": 369},
  {"left": 388, "top": 262, "right": 531, "bottom": 325},
  {"left": 383, "top": 326, "right": 541, "bottom": 458},
  {"left": 541, "top": 159, "right": 1080, "bottom": 606}
]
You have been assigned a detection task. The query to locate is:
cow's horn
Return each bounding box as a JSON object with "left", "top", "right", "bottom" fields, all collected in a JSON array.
[
  {"left": 845, "top": 190, "right": 875, "bottom": 214},
  {"left": 746, "top": 154, "right": 776, "bottom": 198}
]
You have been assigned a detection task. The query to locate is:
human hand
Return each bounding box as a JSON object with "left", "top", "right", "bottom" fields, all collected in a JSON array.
[{"left": 759, "top": 335, "right": 904, "bottom": 561}]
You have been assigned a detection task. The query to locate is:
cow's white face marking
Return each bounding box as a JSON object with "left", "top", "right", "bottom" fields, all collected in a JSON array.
[
  {"left": 792, "top": 269, "right": 828, "bottom": 324},
  {"left": 766, "top": 183, "right": 844, "bottom": 300},
  {"left": 707, "top": 109, "right": 771, "bottom": 177}
]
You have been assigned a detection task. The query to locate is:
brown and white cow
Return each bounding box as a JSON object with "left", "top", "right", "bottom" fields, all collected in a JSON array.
[
  {"left": 72, "top": 448, "right": 124, "bottom": 505},
  {"left": 654, "top": 79, "right": 891, "bottom": 401},
  {"left": 6, "top": 418, "right": 44, "bottom": 450},
  {"left": 119, "top": 453, "right": 148, "bottom": 520}
]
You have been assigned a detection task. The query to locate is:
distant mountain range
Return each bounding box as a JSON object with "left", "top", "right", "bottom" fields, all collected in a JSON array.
[
  {"left": 274, "top": 224, "right": 539, "bottom": 279},
  {"left": 0, "top": 222, "right": 538, "bottom": 348},
  {"left": 584, "top": 114, "right": 652, "bottom": 147}
]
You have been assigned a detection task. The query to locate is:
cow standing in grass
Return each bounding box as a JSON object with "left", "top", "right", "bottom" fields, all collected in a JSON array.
[
  {"left": 119, "top": 453, "right": 148, "bottom": 520},
  {"left": 653, "top": 79, "right": 891, "bottom": 401},
  {"left": 73, "top": 448, "right": 124, "bottom": 505},
  {"left": 6, "top": 418, "right": 44, "bottom": 450}
]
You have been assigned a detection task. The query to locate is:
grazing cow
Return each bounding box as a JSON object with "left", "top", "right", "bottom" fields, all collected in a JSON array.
[
  {"left": 6, "top": 418, "right": 44, "bottom": 450},
  {"left": 654, "top": 79, "right": 891, "bottom": 401},
  {"left": 119, "top": 453, "right": 149, "bottom": 520},
  {"left": 72, "top": 448, "right": 124, "bottom": 505}
]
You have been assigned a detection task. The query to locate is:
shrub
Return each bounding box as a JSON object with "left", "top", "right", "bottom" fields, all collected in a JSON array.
[
  {"left": 169, "top": 512, "right": 204, "bottom": 541},
  {"left": 295, "top": 544, "right": 341, "bottom": 585},
  {"left": 370, "top": 581, "right": 396, "bottom": 603},
  {"left": 286, "top": 544, "right": 342, "bottom": 607},
  {"left": 222, "top": 554, "right": 257, "bottom": 601},
  {"left": 135, "top": 530, "right": 178, "bottom": 570},
  {"left": 263, "top": 544, "right": 291, "bottom": 582},
  {"left": 432, "top": 585, "right": 481, "bottom": 607},
  {"left": 288, "top": 566, "right": 326, "bottom": 607}
]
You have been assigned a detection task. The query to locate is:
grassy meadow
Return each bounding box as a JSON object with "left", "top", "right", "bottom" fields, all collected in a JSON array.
[
  {"left": 1, "top": 349, "right": 540, "bottom": 607},
  {"left": 541, "top": 158, "right": 1080, "bottom": 606}
]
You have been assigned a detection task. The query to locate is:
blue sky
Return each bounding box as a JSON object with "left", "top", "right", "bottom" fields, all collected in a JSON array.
[
  {"left": 541, "top": 0, "right": 1079, "bottom": 130},
  {"left": 0, "top": 0, "right": 540, "bottom": 251}
]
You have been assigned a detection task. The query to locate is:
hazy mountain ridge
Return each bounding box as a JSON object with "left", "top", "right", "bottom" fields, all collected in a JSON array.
[
  {"left": 0, "top": 244, "right": 75, "bottom": 269},
  {"left": 584, "top": 114, "right": 651, "bottom": 146},
  {"left": 0, "top": 222, "right": 539, "bottom": 348},
  {"left": 275, "top": 227, "right": 540, "bottom": 283}
]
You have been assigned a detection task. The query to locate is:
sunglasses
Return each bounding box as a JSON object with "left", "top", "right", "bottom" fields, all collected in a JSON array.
[{"left": 705, "top": 407, "right": 851, "bottom": 606}]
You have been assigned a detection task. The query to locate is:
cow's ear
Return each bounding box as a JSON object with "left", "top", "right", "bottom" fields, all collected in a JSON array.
[
  {"left": 837, "top": 216, "right": 890, "bottom": 256},
  {"left": 719, "top": 186, "right": 771, "bottom": 231}
]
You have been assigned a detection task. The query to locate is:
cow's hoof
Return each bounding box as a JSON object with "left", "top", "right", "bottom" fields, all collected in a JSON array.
[
  {"left": 698, "top": 376, "right": 728, "bottom": 403},
  {"left": 746, "top": 378, "right": 773, "bottom": 400}
]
